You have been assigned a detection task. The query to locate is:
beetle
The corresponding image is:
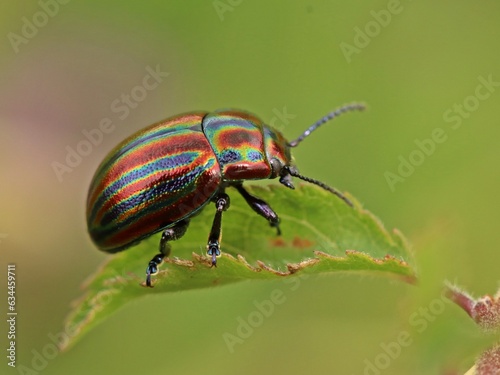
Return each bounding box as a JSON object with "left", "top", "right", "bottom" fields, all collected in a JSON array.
[{"left": 86, "top": 103, "right": 365, "bottom": 286}]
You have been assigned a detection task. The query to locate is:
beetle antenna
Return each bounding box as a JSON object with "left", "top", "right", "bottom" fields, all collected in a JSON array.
[
  {"left": 287, "top": 103, "right": 366, "bottom": 148},
  {"left": 287, "top": 169, "right": 353, "bottom": 207}
]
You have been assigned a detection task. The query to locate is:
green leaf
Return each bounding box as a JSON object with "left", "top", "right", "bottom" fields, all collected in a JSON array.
[{"left": 63, "top": 184, "right": 415, "bottom": 350}]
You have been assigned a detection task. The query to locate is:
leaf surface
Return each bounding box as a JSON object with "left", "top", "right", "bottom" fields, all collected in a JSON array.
[{"left": 63, "top": 184, "right": 415, "bottom": 350}]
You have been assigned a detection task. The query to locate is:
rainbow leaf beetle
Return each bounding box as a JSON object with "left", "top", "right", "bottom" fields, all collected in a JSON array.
[{"left": 86, "top": 103, "right": 365, "bottom": 286}]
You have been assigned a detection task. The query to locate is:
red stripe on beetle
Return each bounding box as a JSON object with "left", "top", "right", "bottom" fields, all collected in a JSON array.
[{"left": 90, "top": 133, "right": 214, "bottom": 224}]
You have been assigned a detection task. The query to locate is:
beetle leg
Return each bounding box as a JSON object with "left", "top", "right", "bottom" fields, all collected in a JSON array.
[
  {"left": 234, "top": 184, "right": 281, "bottom": 236},
  {"left": 207, "top": 192, "right": 230, "bottom": 267},
  {"left": 145, "top": 219, "right": 190, "bottom": 287}
]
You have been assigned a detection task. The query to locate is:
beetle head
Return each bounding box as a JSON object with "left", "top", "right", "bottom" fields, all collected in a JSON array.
[{"left": 263, "top": 126, "right": 293, "bottom": 179}]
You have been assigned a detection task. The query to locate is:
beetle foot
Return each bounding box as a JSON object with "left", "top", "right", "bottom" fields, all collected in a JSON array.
[
  {"left": 270, "top": 220, "right": 281, "bottom": 236},
  {"left": 207, "top": 242, "right": 220, "bottom": 267},
  {"left": 145, "top": 253, "right": 164, "bottom": 287}
]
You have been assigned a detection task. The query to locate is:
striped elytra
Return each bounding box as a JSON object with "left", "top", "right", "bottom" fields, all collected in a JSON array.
[{"left": 86, "top": 104, "right": 364, "bottom": 286}]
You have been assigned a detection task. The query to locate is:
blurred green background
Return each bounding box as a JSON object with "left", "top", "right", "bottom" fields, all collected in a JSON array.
[{"left": 1, "top": 1, "right": 499, "bottom": 374}]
